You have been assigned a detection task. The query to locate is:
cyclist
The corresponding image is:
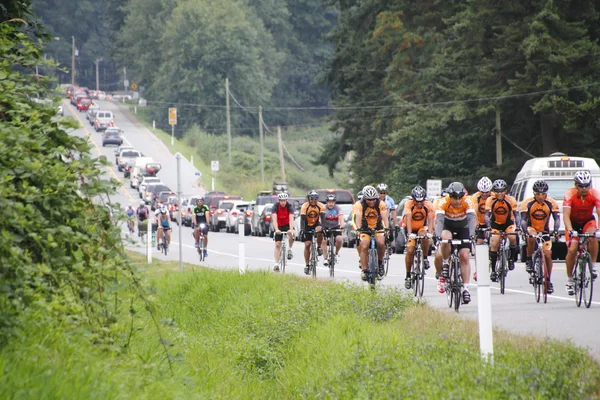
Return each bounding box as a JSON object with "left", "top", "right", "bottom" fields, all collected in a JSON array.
[
  {"left": 300, "top": 190, "right": 326, "bottom": 275},
  {"left": 192, "top": 197, "right": 210, "bottom": 257},
  {"left": 125, "top": 204, "right": 135, "bottom": 232},
  {"left": 355, "top": 185, "right": 389, "bottom": 281},
  {"left": 485, "top": 179, "right": 520, "bottom": 282},
  {"left": 351, "top": 190, "right": 364, "bottom": 268},
  {"left": 472, "top": 177, "right": 493, "bottom": 244},
  {"left": 377, "top": 183, "right": 400, "bottom": 246},
  {"left": 520, "top": 180, "right": 560, "bottom": 294},
  {"left": 271, "top": 192, "right": 295, "bottom": 272},
  {"left": 403, "top": 185, "right": 435, "bottom": 289},
  {"left": 136, "top": 200, "right": 149, "bottom": 234},
  {"left": 155, "top": 205, "right": 171, "bottom": 250},
  {"left": 563, "top": 171, "right": 600, "bottom": 295},
  {"left": 322, "top": 194, "right": 344, "bottom": 266},
  {"left": 434, "top": 182, "right": 476, "bottom": 304}
]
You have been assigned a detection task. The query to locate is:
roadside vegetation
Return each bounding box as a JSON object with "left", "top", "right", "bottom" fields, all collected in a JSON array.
[
  {"left": 2, "top": 253, "right": 599, "bottom": 399},
  {"left": 126, "top": 104, "right": 351, "bottom": 199}
]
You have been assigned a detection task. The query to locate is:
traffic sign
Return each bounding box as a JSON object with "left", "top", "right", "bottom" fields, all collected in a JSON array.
[
  {"left": 124, "top": 79, "right": 129, "bottom": 88},
  {"left": 426, "top": 179, "right": 443, "bottom": 198},
  {"left": 168, "top": 107, "right": 177, "bottom": 125},
  {"left": 131, "top": 83, "right": 138, "bottom": 90},
  {"left": 211, "top": 160, "right": 219, "bottom": 172}
]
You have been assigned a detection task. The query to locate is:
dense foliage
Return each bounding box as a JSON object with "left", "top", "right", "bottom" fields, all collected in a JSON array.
[
  {"left": 0, "top": 17, "right": 135, "bottom": 344},
  {"left": 323, "top": 0, "right": 600, "bottom": 195}
]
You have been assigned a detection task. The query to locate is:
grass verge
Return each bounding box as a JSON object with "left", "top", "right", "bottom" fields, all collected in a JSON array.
[
  {"left": 1, "top": 253, "right": 599, "bottom": 399},
  {"left": 121, "top": 104, "right": 350, "bottom": 199}
]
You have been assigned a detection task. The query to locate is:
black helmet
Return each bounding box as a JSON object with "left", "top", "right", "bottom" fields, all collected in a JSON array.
[
  {"left": 532, "top": 180, "right": 549, "bottom": 194},
  {"left": 307, "top": 190, "right": 318, "bottom": 200},
  {"left": 447, "top": 182, "right": 466, "bottom": 199},
  {"left": 492, "top": 179, "right": 507, "bottom": 192},
  {"left": 411, "top": 185, "right": 427, "bottom": 202}
]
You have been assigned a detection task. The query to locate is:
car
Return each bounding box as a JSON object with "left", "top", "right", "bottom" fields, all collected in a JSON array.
[
  {"left": 181, "top": 195, "right": 204, "bottom": 226},
  {"left": 225, "top": 202, "right": 252, "bottom": 234},
  {"left": 210, "top": 199, "right": 247, "bottom": 232},
  {"left": 250, "top": 192, "right": 279, "bottom": 236},
  {"left": 86, "top": 104, "right": 99, "bottom": 121},
  {"left": 341, "top": 213, "right": 357, "bottom": 248},
  {"left": 165, "top": 195, "right": 179, "bottom": 222},
  {"left": 315, "top": 189, "right": 355, "bottom": 205},
  {"left": 256, "top": 203, "right": 274, "bottom": 236},
  {"left": 102, "top": 127, "right": 123, "bottom": 147},
  {"left": 138, "top": 176, "right": 162, "bottom": 198},
  {"left": 172, "top": 197, "right": 188, "bottom": 225},
  {"left": 144, "top": 183, "right": 170, "bottom": 205},
  {"left": 206, "top": 195, "right": 242, "bottom": 216},
  {"left": 93, "top": 110, "right": 115, "bottom": 132},
  {"left": 155, "top": 190, "right": 176, "bottom": 208},
  {"left": 76, "top": 97, "right": 92, "bottom": 111},
  {"left": 115, "top": 145, "right": 134, "bottom": 164},
  {"left": 117, "top": 149, "right": 141, "bottom": 171}
]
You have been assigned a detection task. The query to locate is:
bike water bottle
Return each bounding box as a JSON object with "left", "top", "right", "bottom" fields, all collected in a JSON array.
[{"left": 152, "top": 231, "right": 156, "bottom": 247}]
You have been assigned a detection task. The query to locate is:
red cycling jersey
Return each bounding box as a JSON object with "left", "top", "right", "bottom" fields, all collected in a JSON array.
[{"left": 563, "top": 187, "right": 600, "bottom": 224}]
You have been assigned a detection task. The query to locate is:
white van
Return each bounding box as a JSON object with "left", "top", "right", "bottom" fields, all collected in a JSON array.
[
  {"left": 510, "top": 152, "right": 600, "bottom": 259},
  {"left": 130, "top": 156, "right": 154, "bottom": 189}
]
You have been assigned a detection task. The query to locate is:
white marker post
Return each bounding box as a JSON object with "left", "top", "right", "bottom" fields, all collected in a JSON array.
[
  {"left": 476, "top": 243, "right": 494, "bottom": 362},
  {"left": 176, "top": 153, "right": 183, "bottom": 272},
  {"left": 239, "top": 218, "right": 246, "bottom": 274},
  {"left": 147, "top": 216, "right": 152, "bottom": 264}
]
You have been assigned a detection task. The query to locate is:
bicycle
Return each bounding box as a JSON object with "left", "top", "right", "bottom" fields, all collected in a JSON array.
[
  {"left": 127, "top": 217, "right": 135, "bottom": 234},
  {"left": 197, "top": 223, "right": 207, "bottom": 262},
  {"left": 527, "top": 232, "right": 553, "bottom": 304},
  {"left": 409, "top": 234, "right": 429, "bottom": 298},
  {"left": 324, "top": 228, "right": 341, "bottom": 278},
  {"left": 158, "top": 226, "right": 170, "bottom": 255},
  {"left": 275, "top": 231, "right": 290, "bottom": 273},
  {"left": 305, "top": 230, "right": 319, "bottom": 279},
  {"left": 137, "top": 219, "right": 148, "bottom": 241},
  {"left": 490, "top": 231, "right": 519, "bottom": 295},
  {"left": 358, "top": 228, "right": 387, "bottom": 288},
  {"left": 383, "top": 230, "right": 394, "bottom": 276},
  {"left": 572, "top": 232, "right": 597, "bottom": 308},
  {"left": 439, "top": 238, "right": 473, "bottom": 312}
]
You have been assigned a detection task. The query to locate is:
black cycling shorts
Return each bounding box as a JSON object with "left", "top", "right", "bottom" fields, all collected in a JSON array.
[
  {"left": 302, "top": 226, "right": 321, "bottom": 242},
  {"left": 274, "top": 224, "right": 291, "bottom": 242},
  {"left": 442, "top": 220, "right": 471, "bottom": 250}
]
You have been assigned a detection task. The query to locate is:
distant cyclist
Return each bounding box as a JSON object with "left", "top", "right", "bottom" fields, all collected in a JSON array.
[
  {"left": 271, "top": 192, "right": 295, "bottom": 272},
  {"left": 300, "top": 190, "right": 325, "bottom": 275},
  {"left": 351, "top": 190, "right": 364, "bottom": 268},
  {"left": 472, "top": 176, "right": 493, "bottom": 244},
  {"left": 136, "top": 200, "right": 149, "bottom": 234},
  {"left": 125, "top": 204, "right": 135, "bottom": 232},
  {"left": 192, "top": 198, "right": 210, "bottom": 258},
  {"left": 155, "top": 205, "right": 171, "bottom": 250},
  {"left": 355, "top": 185, "right": 389, "bottom": 280},
  {"left": 403, "top": 186, "right": 434, "bottom": 289},
  {"left": 563, "top": 171, "right": 600, "bottom": 295},
  {"left": 520, "top": 180, "right": 560, "bottom": 294},
  {"left": 322, "top": 194, "right": 344, "bottom": 266},
  {"left": 377, "top": 183, "right": 400, "bottom": 243}
]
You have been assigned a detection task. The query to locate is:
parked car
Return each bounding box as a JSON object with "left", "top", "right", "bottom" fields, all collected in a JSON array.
[
  {"left": 138, "top": 176, "right": 162, "bottom": 198},
  {"left": 250, "top": 192, "right": 279, "bottom": 236},
  {"left": 225, "top": 202, "right": 251, "bottom": 234},
  {"left": 93, "top": 110, "right": 115, "bottom": 132},
  {"left": 144, "top": 183, "right": 170, "bottom": 205},
  {"left": 256, "top": 203, "right": 274, "bottom": 237},
  {"left": 102, "top": 127, "right": 123, "bottom": 147},
  {"left": 117, "top": 149, "right": 141, "bottom": 172}
]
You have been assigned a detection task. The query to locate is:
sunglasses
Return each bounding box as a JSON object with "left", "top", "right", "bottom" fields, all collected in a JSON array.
[
  {"left": 577, "top": 184, "right": 591, "bottom": 188},
  {"left": 379, "top": 192, "right": 387, "bottom": 195},
  {"left": 449, "top": 193, "right": 465, "bottom": 199}
]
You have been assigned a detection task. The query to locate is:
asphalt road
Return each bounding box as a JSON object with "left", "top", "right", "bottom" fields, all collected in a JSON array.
[{"left": 65, "top": 99, "right": 600, "bottom": 359}]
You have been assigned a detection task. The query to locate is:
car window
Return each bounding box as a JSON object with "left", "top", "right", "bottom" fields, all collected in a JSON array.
[
  {"left": 220, "top": 202, "right": 234, "bottom": 210},
  {"left": 122, "top": 151, "right": 140, "bottom": 157}
]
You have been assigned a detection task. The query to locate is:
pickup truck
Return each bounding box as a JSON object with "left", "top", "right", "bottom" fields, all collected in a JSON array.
[{"left": 117, "top": 149, "right": 142, "bottom": 172}]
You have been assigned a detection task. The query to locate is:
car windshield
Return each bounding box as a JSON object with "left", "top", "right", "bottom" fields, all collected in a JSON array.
[
  {"left": 121, "top": 151, "right": 140, "bottom": 157},
  {"left": 220, "top": 202, "right": 234, "bottom": 210},
  {"left": 158, "top": 192, "right": 173, "bottom": 201},
  {"left": 149, "top": 185, "right": 169, "bottom": 193},
  {"left": 105, "top": 129, "right": 120, "bottom": 136},
  {"left": 547, "top": 180, "right": 573, "bottom": 200},
  {"left": 256, "top": 195, "right": 276, "bottom": 206}
]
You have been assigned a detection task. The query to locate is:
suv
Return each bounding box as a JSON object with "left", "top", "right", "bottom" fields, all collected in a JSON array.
[
  {"left": 93, "top": 111, "right": 115, "bottom": 132},
  {"left": 209, "top": 200, "right": 237, "bottom": 232},
  {"left": 102, "top": 127, "right": 123, "bottom": 147},
  {"left": 117, "top": 149, "right": 142, "bottom": 172},
  {"left": 138, "top": 176, "right": 162, "bottom": 198},
  {"left": 144, "top": 183, "right": 170, "bottom": 205}
]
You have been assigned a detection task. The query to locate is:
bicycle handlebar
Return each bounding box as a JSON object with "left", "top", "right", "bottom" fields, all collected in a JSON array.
[
  {"left": 438, "top": 238, "right": 473, "bottom": 244},
  {"left": 490, "top": 231, "right": 520, "bottom": 236}
]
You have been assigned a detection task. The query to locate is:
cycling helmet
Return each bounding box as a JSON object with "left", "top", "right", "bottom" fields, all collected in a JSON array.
[
  {"left": 446, "top": 182, "right": 466, "bottom": 198},
  {"left": 477, "top": 176, "right": 493, "bottom": 193},
  {"left": 196, "top": 197, "right": 204, "bottom": 203},
  {"left": 357, "top": 190, "right": 364, "bottom": 201},
  {"left": 278, "top": 192, "right": 289, "bottom": 200},
  {"left": 362, "top": 185, "right": 378, "bottom": 200},
  {"left": 326, "top": 194, "right": 336, "bottom": 202},
  {"left": 160, "top": 206, "right": 168, "bottom": 214},
  {"left": 139, "top": 200, "right": 145, "bottom": 206},
  {"left": 411, "top": 185, "right": 427, "bottom": 202},
  {"left": 492, "top": 179, "right": 507, "bottom": 192},
  {"left": 307, "top": 190, "right": 319, "bottom": 200},
  {"left": 574, "top": 170, "right": 592, "bottom": 186},
  {"left": 532, "top": 180, "right": 549, "bottom": 194},
  {"left": 376, "top": 183, "right": 388, "bottom": 193}
]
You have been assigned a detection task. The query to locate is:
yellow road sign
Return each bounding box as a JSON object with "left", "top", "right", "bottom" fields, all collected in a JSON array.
[
  {"left": 169, "top": 107, "right": 177, "bottom": 125},
  {"left": 131, "top": 83, "right": 138, "bottom": 90}
]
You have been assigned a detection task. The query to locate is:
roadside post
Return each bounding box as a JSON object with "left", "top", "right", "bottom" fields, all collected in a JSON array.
[
  {"left": 147, "top": 216, "right": 152, "bottom": 264},
  {"left": 476, "top": 242, "right": 494, "bottom": 362},
  {"left": 239, "top": 217, "right": 246, "bottom": 274},
  {"left": 211, "top": 160, "right": 219, "bottom": 191},
  {"left": 176, "top": 153, "right": 183, "bottom": 272},
  {"left": 169, "top": 107, "right": 177, "bottom": 147}
]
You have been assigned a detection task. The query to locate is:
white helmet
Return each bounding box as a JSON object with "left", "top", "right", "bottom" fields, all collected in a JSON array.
[
  {"left": 362, "top": 185, "right": 378, "bottom": 200},
  {"left": 278, "top": 192, "right": 289, "bottom": 200},
  {"left": 574, "top": 170, "right": 592, "bottom": 186},
  {"left": 139, "top": 200, "right": 145, "bottom": 206},
  {"left": 376, "top": 183, "right": 388, "bottom": 193},
  {"left": 477, "top": 176, "right": 493, "bottom": 193}
]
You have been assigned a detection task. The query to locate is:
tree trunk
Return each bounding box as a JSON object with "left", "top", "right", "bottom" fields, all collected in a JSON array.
[{"left": 540, "top": 113, "right": 558, "bottom": 156}]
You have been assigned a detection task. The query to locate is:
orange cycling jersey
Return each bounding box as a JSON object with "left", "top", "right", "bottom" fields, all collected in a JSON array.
[
  {"left": 300, "top": 201, "right": 325, "bottom": 226},
  {"left": 471, "top": 192, "right": 489, "bottom": 225},
  {"left": 403, "top": 199, "right": 434, "bottom": 231},
  {"left": 485, "top": 194, "right": 518, "bottom": 225},
  {"left": 435, "top": 196, "right": 475, "bottom": 221},
  {"left": 356, "top": 200, "right": 387, "bottom": 230},
  {"left": 520, "top": 196, "right": 559, "bottom": 232},
  {"left": 563, "top": 187, "right": 600, "bottom": 225}
]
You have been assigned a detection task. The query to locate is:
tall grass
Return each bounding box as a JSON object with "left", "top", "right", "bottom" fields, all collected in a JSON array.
[
  {"left": 128, "top": 106, "right": 350, "bottom": 199},
  {"left": 2, "top": 255, "right": 599, "bottom": 399}
]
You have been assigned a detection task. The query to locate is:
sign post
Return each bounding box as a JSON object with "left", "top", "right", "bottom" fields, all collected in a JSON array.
[
  {"left": 426, "top": 179, "right": 443, "bottom": 199},
  {"left": 211, "top": 160, "right": 219, "bottom": 191},
  {"left": 169, "top": 107, "right": 177, "bottom": 147}
]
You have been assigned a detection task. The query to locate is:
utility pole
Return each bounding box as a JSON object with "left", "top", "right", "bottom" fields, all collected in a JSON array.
[
  {"left": 259, "top": 105, "right": 265, "bottom": 183},
  {"left": 226, "top": 78, "right": 231, "bottom": 163},
  {"left": 71, "top": 36, "right": 75, "bottom": 86},
  {"left": 495, "top": 107, "right": 503, "bottom": 166},
  {"left": 95, "top": 58, "right": 102, "bottom": 91},
  {"left": 277, "top": 126, "right": 286, "bottom": 183}
]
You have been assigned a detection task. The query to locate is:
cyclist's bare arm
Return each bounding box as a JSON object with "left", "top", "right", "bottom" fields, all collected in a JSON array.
[
  {"left": 272, "top": 213, "right": 279, "bottom": 232},
  {"left": 405, "top": 210, "right": 412, "bottom": 233},
  {"left": 563, "top": 206, "right": 573, "bottom": 231},
  {"left": 427, "top": 210, "right": 435, "bottom": 234}
]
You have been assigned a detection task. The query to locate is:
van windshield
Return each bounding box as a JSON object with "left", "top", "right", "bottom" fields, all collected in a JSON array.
[{"left": 547, "top": 180, "right": 574, "bottom": 200}]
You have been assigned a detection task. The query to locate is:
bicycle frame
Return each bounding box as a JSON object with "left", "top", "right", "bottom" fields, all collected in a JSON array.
[
  {"left": 411, "top": 235, "right": 427, "bottom": 298},
  {"left": 490, "top": 231, "right": 519, "bottom": 295},
  {"left": 324, "top": 228, "right": 341, "bottom": 278},
  {"left": 358, "top": 228, "right": 386, "bottom": 288},
  {"left": 439, "top": 238, "right": 472, "bottom": 312},
  {"left": 573, "top": 233, "right": 596, "bottom": 308},
  {"left": 279, "top": 238, "right": 287, "bottom": 273},
  {"left": 197, "top": 223, "right": 206, "bottom": 261},
  {"left": 307, "top": 230, "right": 319, "bottom": 278},
  {"left": 529, "top": 232, "right": 551, "bottom": 303}
]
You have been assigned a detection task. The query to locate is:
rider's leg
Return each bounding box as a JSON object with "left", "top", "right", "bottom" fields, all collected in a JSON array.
[
  {"left": 489, "top": 233, "right": 500, "bottom": 272},
  {"left": 405, "top": 240, "right": 415, "bottom": 274},
  {"left": 274, "top": 239, "right": 282, "bottom": 264},
  {"left": 287, "top": 230, "right": 294, "bottom": 248},
  {"left": 585, "top": 222, "right": 598, "bottom": 267},
  {"left": 304, "top": 240, "right": 311, "bottom": 265},
  {"left": 335, "top": 234, "right": 343, "bottom": 254},
  {"left": 157, "top": 227, "right": 163, "bottom": 248},
  {"left": 565, "top": 232, "right": 578, "bottom": 279},
  {"left": 375, "top": 234, "right": 386, "bottom": 262},
  {"left": 166, "top": 228, "right": 171, "bottom": 244},
  {"left": 193, "top": 227, "right": 199, "bottom": 244},
  {"left": 459, "top": 248, "right": 471, "bottom": 285},
  {"left": 359, "top": 234, "right": 369, "bottom": 270},
  {"left": 507, "top": 225, "right": 518, "bottom": 264}
]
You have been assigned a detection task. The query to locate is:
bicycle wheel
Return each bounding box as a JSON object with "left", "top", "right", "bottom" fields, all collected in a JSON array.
[
  {"left": 446, "top": 257, "right": 454, "bottom": 308},
  {"left": 281, "top": 243, "right": 287, "bottom": 274},
  {"left": 163, "top": 237, "right": 168, "bottom": 255},
  {"left": 418, "top": 256, "right": 425, "bottom": 298},
  {"left": 584, "top": 254, "right": 594, "bottom": 308},
  {"left": 532, "top": 253, "right": 541, "bottom": 303},
  {"left": 311, "top": 245, "right": 317, "bottom": 279},
  {"left": 541, "top": 254, "right": 548, "bottom": 304},
  {"left": 413, "top": 250, "right": 421, "bottom": 297},
  {"left": 453, "top": 259, "right": 461, "bottom": 313},
  {"left": 368, "top": 248, "right": 378, "bottom": 288},
  {"left": 328, "top": 242, "right": 335, "bottom": 278},
  {"left": 499, "top": 249, "right": 506, "bottom": 295},
  {"left": 198, "top": 237, "right": 205, "bottom": 262},
  {"left": 575, "top": 259, "right": 583, "bottom": 307}
]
